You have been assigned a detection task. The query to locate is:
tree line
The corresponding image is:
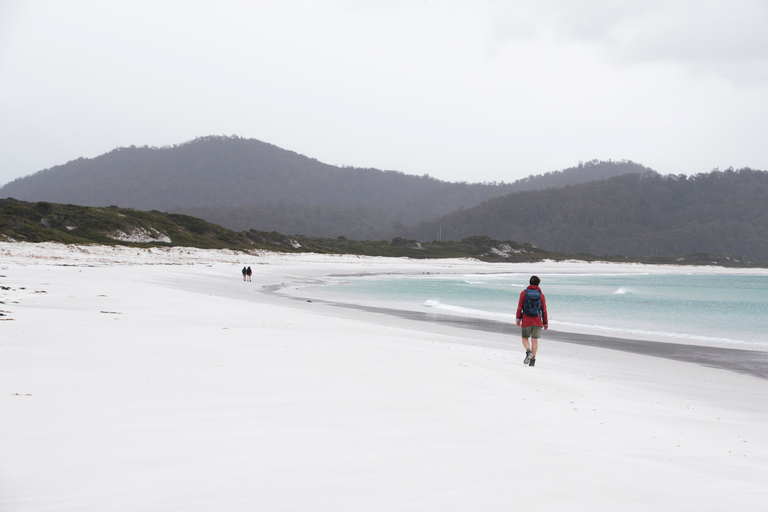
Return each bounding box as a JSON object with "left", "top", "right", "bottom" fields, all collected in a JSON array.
[{"left": 404, "top": 168, "right": 768, "bottom": 262}]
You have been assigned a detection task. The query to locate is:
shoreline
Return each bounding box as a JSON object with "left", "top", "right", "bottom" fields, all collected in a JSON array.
[
  {"left": 269, "top": 267, "right": 768, "bottom": 353},
  {"left": 268, "top": 287, "right": 768, "bottom": 380}
]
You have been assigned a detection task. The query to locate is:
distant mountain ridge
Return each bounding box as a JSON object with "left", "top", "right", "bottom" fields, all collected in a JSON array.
[
  {"left": 0, "top": 135, "right": 649, "bottom": 239},
  {"left": 405, "top": 168, "right": 768, "bottom": 261},
  {"left": 4, "top": 137, "right": 765, "bottom": 261}
]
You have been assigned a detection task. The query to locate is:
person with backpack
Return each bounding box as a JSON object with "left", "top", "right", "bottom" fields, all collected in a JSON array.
[{"left": 516, "top": 275, "right": 548, "bottom": 367}]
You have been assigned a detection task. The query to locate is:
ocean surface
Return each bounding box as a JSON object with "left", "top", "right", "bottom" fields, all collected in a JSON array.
[{"left": 304, "top": 273, "right": 768, "bottom": 349}]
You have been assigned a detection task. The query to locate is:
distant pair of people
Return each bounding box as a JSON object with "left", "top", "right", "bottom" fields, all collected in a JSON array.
[{"left": 242, "top": 266, "right": 252, "bottom": 281}]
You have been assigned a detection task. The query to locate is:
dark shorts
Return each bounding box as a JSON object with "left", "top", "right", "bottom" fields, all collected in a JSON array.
[{"left": 522, "top": 325, "right": 543, "bottom": 339}]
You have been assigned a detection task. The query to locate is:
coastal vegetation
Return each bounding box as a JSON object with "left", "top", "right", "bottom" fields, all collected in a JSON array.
[{"left": 0, "top": 199, "right": 758, "bottom": 267}]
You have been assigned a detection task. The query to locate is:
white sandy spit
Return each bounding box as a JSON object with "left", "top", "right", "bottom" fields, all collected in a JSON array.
[{"left": 1, "top": 242, "right": 767, "bottom": 511}]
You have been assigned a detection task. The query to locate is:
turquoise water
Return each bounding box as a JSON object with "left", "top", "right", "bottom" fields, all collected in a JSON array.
[{"left": 309, "top": 273, "right": 768, "bottom": 348}]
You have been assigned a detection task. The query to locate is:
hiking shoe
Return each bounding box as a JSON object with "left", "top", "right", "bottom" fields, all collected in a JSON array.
[
  {"left": 523, "top": 350, "right": 533, "bottom": 365},
  {"left": 528, "top": 358, "right": 536, "bottom": 367}
]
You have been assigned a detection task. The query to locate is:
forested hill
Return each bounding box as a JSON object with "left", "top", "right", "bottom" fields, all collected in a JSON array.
[
  {"left": 3, "top": 136, "right": 451, "bottom": 209},
  {"left": 497, "top": 158, "right": 656, "bottom": 191},
  {"left": 405, "top": 168, "right": 768, "bottom": 262},
  {"left": 0, "top": 136, "right": 648, "bottom": 239}
]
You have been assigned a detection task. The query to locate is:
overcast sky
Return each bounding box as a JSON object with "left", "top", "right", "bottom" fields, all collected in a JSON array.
[{"left": 1, "top": 0, "right": 767, "bottom": 186}]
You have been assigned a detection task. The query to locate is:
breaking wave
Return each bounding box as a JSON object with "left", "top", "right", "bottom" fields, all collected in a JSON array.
[{"left": 422, "top": 299, "right": 515, "bottom": 321}]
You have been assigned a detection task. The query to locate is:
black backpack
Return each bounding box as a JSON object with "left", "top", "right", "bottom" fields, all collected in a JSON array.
[{"left": 523, "top": 289, "right": 542, "bottom": 317}]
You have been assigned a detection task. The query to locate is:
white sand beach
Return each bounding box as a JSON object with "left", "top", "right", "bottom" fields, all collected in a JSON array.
[{"left": 2, "top": 242, "right": 767, "bottom": 511}]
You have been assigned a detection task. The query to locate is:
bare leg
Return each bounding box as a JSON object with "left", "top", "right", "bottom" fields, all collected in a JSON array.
[
  {"left": 522, "top": 337, "right": 531, "bottom": 352},
  {"left": 531, "top": 338, "right": 539, "bottom": 357}
]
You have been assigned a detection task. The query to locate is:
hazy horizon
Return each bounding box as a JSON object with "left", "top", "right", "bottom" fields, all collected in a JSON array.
[{"left": 2, "top": 1, "right": 767, "bottom": 186}]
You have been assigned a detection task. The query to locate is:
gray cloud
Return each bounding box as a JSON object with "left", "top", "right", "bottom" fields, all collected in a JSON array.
[
  {"left": 0, "top": 0, "right": 766, "bottom": 187},
  {"left": 550, "top": 1, "right": 768, "bottom": 82}
]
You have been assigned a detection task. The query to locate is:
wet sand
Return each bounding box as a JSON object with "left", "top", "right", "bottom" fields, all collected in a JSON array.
[{"left": 279, "top": 292, "right": 768, "bottom": 380}]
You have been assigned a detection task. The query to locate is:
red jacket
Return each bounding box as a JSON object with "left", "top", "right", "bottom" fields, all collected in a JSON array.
[{"left": 516, "top": 285, "right": 548, "bottom": 327}]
